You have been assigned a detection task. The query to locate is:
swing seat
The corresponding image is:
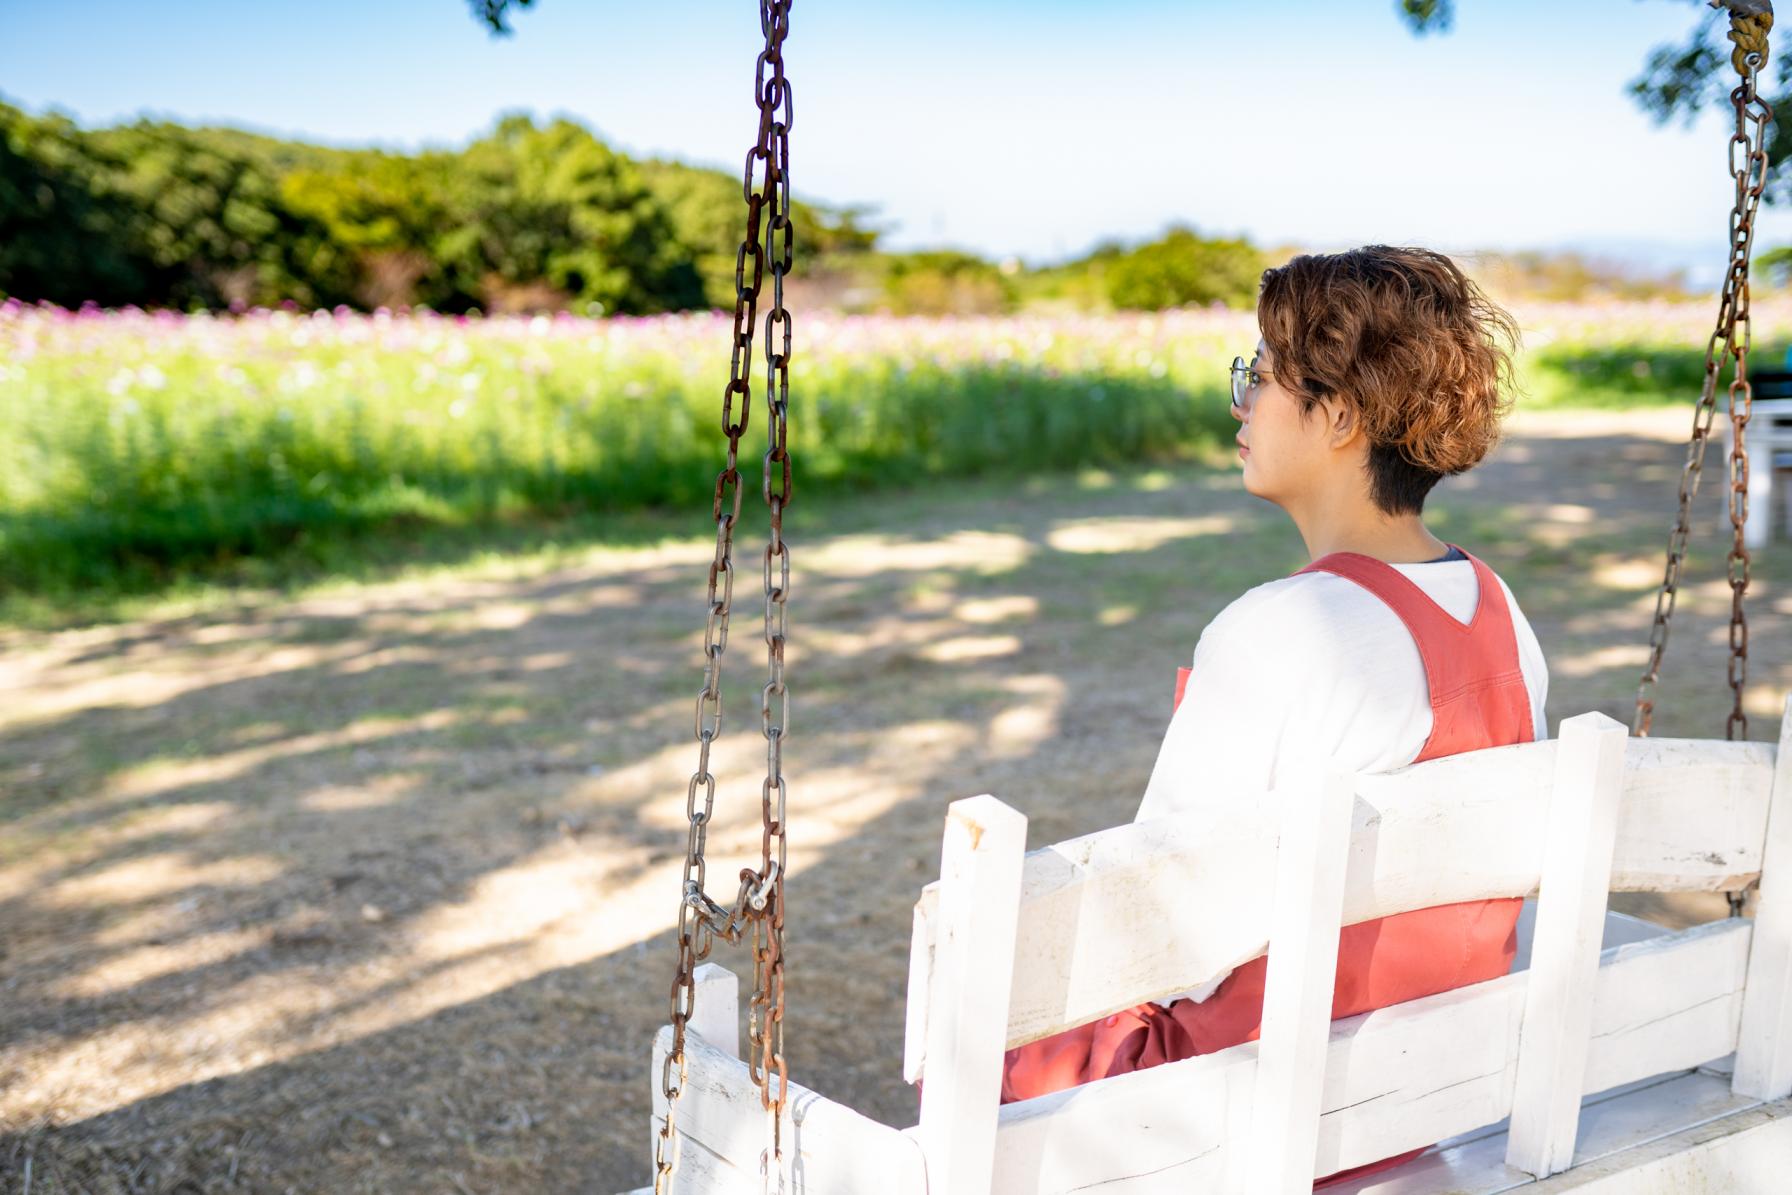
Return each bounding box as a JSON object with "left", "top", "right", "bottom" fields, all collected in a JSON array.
[{"left": 635, "top": 698, "right": 1792, "bottom": 1194}]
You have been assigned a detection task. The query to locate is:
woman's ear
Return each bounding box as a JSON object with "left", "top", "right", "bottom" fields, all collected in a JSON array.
[{"left": 1327, "top": 398, "right": 1361, "bottom": 450}]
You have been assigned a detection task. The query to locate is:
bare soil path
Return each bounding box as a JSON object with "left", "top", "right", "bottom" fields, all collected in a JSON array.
[{"left": 3, "top": 409, "right": 1788, "bottom": 1193}]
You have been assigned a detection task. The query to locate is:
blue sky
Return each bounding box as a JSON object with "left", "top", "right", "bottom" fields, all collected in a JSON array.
[{"left": 6, "top": 0, "right": 1790, "bottom": 281}]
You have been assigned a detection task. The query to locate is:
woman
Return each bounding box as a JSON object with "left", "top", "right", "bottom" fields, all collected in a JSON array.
[{"left": 1000, "top": 245, "right": 1549, "bottom": 1186}]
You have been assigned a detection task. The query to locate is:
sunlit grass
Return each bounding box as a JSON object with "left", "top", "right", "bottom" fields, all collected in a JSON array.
[
  {"left": 0, "top": 304, "right": 1242, "bottom": 608},
  {"left": 4, "top": 297, "right": 1789, "bottom": 619}
]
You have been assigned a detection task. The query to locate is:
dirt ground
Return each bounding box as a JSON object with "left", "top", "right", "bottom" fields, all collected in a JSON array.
[{"left": 2, "top": 408, "right": 1789, "bottom": 1193}]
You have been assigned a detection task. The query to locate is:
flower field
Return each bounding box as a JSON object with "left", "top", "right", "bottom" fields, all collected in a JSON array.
[{"left": 4, "top": 297, "right": 1791, "bottom": 602}]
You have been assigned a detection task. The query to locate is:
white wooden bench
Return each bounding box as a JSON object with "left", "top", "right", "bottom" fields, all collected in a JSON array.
[{"left": 639, "top": 697, "right": 1792, "bottom": 1193}]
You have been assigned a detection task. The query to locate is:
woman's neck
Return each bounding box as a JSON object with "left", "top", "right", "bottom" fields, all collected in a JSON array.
[{"left": 1290, "top": 502, "right": 1448, "bottom": 564}]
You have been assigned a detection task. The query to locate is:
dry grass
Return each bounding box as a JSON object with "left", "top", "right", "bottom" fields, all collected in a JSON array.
[{"left": 2, "top": 408, "right": 1788, "bottom": 1192}]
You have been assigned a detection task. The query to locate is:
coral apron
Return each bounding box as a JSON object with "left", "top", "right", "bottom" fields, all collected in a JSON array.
[{"left": 999, "top": 546, "right": 1533, "bottom": 1187}]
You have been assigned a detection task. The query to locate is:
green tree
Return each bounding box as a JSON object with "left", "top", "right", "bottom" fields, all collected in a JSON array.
[
  {"left": 0, "top": 99, "right": 876, "bottom": 314},
  {"left": 1756, "top": 243, "right": 1792, "bottom": 287},
  {"left": 1105, "top": 226, "right": 1265, "bottom": 311},
  {"left": 0, "top": 103, "right": 148, "bottom": 305},
  {"left": 440, "top": 113, "right": 703, "bottom": 314},
  {"left": 81, "top": 118, "right": 355, "bottom": 308},
  {"left": 879, "top": 249, "right": 1015, "bottom": 315},
  {"left": 640, "top": 157, "right": 882, "bottom": 308},
  {"left": 279, "top": 150, "right": 459, "bottom": 308}
]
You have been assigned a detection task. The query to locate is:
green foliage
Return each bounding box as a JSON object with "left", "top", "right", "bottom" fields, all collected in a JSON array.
[
  {"left": 637, "top": 158, "right": 882, "bottom": 309},
  {"left": 878, "top": 250, "right": 1017, "bottom": 315},
  {"left": 0, "top": 101, "right": 878, "bottom": 315},
  {"left": 470, "top": 0, "right": 535, "bottom": 35},
  {"left": 1397, "top": 0, "right": 1454, "bottom": 35},
  {"left": 84, "top": 118, "right": 354, "bottom": 309},
  {"left": 1758, "top": 244, "right": 1792, "bottom": 288},
  {"left": 278, "top": 151, "right": 454, "bottom": 308},
  {"left": 0, "top": 106, "right": 150, "bottom": 306},
  {"left": 1010, "top": 241, "right": 1122, "bottom": 313},
  {"left": 444, "top": 115, "right": 705, "bottom": 314},
  {"left": 1518, "top": 340, "right": 1792, "bottom": 409},
  {"left": 1104, "top": 227, "right": 1265, "bottom": 311}
]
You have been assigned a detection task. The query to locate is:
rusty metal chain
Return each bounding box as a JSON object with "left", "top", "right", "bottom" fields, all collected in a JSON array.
[
  {"left": 655, "top": 3, "right": 795, "bottom": 1192},
  {"left": 1633, "top": 3, "right": 1771, "bottom": 770}
]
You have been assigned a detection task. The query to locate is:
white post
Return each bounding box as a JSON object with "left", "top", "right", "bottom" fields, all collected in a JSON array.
[
  {"left": 914, "top": 794, "right": 1028, "bottom": 1195},
  {"left": 690, "top": 962, "right": 741, "bottom": 1058},
  {"left": 1736, "top": 695, "right": 1792, "bottom": 1100},
  {"left": 1505, "top": 711, "right": 1628, "bottom": 1179},
  {"left": 1245, "top": 763, "right": 1357, "bottom": 1194}
]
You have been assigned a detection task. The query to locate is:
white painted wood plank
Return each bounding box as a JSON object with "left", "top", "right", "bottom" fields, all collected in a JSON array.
[
  {"left": 915, "top": 794, "right": 1028, "bottom": 1195},
  {"left": 1735, "top": 694, "right": 1792, "bottom": 1101},
  {"left": 993, "top": 1041, "right": 1247, "bottom": 1193},
  {"left": 1581, "top": 919, "right": 1750, "bottom": 1096},
  {"left": 1250, "top": 764, "right": 1357, "bottom": 1195},
  {"left": 650, "top": 1026, "right": 927, "bottom": 1194},
  {"left": 902, "top": 896, "right": 933, "bottom": 1084},
  {"left": 911, "top": 731, "right": 1773, "bottom": 1054},
  {"left": 1313, "top": 971, "right": 1525, "bottom": 1180},
  {"left": 1595, "top": 738, "right": 1772, "bottom": 892},
  {"left": 1507, "top": 712, "right": 1629, "bottom": 1178},
  {"left": 986, "top": 920, "right": 1752, "bottom": 1193},
  {"left": 690, "top": 963, "right": 740, "bottom": 1060}
]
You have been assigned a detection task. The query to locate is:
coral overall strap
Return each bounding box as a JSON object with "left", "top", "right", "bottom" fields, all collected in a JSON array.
[{"left": 1296, "top": 546, "right": 1534, "bottom": 761}]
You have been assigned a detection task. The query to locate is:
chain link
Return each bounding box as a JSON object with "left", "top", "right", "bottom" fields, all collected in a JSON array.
[
  {"left": 1633, "top": 11, "right": 1769, "bottom": 758},
  {"left": 656, "top": 3, "right": 795, "bottom": 1192}
]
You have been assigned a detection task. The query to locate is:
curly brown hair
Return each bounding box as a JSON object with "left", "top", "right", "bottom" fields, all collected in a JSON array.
[{"left": 1257, "top": 245, "right": 1521, "bottom": 515}]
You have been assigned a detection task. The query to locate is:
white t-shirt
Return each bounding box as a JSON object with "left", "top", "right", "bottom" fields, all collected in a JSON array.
[{"left": 1133, "top": 555, "right": 1549, "bottom": 1003}]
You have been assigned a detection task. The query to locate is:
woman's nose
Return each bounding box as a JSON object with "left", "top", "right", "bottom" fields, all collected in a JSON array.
[{"left": 1230, "top": 403, "right": 1245, "bottom": 425}]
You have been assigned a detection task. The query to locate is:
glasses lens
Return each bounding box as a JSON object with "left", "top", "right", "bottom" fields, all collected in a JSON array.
[{"left": 1230, "top": 357, "right": 1247, "bottom": 408}]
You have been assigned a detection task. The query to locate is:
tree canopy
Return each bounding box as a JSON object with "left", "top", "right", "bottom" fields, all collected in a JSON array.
[{"left": 0, "top": 102, "right": 876, "bottom": 313}]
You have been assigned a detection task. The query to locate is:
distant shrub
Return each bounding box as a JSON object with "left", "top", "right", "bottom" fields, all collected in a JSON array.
[
  {"left": 879, "top": 251, "right": 1018, "bottom": 316},
  {"left": 1106, "top": 227, "right": 1265, "bottom": 311}
]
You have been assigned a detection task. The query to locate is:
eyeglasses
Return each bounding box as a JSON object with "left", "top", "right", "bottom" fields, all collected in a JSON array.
[{"left": 1229, "top": 355, "right": 1274, "bottom": 413}]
